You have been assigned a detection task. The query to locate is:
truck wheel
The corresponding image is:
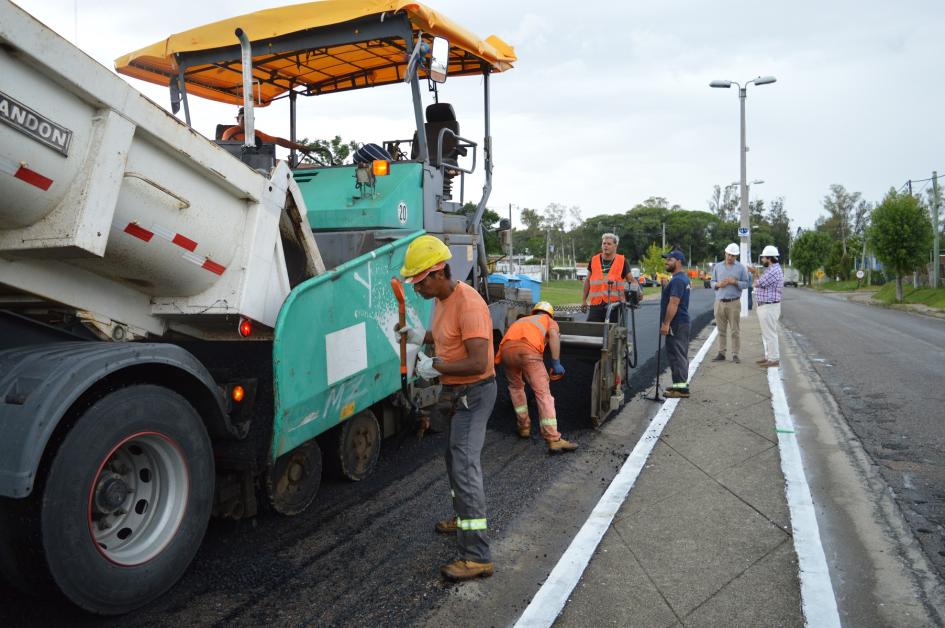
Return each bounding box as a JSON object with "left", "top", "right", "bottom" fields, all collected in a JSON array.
[
  {"left": 39, "top": 385, "right": 214, "bottom": 615},
  {"left": 323, "top": 410, "right": 381, "bottom": 482}
]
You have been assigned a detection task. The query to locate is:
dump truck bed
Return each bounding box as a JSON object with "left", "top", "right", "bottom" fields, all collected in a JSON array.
[{"left": 0, "top": 0, "right": 319, "bottom": 339}]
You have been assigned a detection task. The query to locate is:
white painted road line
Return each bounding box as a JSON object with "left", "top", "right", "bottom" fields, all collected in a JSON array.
[
  {"left": 768, "top": 367, "right": 842, "bottom": 628},
  {"left": 514, "top": 327, "right": 719, "bottom": 628}
]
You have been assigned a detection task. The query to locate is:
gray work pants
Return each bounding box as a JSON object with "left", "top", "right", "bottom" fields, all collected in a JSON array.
[
  {"left": 444, "top": 378, "right": 497, "bottom": 563},
  {"left": 665, "top": 323, "right": 690, "bottom": 387}
]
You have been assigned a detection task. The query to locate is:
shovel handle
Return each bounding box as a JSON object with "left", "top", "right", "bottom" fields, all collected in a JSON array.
[{"left": 390, "top": 278, "right": 408, "bottom": 376}]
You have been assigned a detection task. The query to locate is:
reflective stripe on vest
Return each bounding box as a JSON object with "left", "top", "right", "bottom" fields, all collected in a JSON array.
[
  {"left": 457, "top": 517, "right": 488, "bottom": 531},
  {"left": 588, "top": 254, "right": 627, "bottom": 304},
  {"left": 498, "top": 314, "right": 552, "bottom": 355}
]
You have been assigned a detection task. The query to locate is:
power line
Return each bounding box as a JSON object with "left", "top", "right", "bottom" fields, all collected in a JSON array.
[{"left": 899, "top": 170, "right": 945, "bottom": 193}]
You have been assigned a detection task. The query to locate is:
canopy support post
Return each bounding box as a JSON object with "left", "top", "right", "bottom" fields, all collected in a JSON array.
[
  {"left": 289, "top": 89, "right": 298, "bottom": 167},
  {"left": 235, "top": 28, "right": 255, "bottom": 148}
]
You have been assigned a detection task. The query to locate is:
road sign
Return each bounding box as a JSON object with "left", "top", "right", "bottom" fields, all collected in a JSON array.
[
  {"left": 737, "top": 227, "right": 750, "bottom": 237},
  {"left": 856, "top": 270, "right": 865, "bottom": 279}
]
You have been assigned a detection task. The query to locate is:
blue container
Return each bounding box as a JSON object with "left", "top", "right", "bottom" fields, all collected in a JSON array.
[{"left": 514, "top": 274, "right": 542, "bottom": 303}]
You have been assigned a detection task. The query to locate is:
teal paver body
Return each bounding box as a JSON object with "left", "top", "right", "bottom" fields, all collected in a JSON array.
[
  {"left": 271, "top": 229, "right": 432, "bottom": 459},
  {"left": 293, "top": 162, "right": 423, "bottom": 231}
]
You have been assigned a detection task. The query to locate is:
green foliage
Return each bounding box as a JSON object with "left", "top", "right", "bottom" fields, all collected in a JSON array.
[
  {"left": 791, "top": 230, "right": 832, "bottom": 284},
  {"left": 519, "top": 208, "right": 542, "bottom": 231},
  {"left": 816, "top": 279, "right": 876, "bottom": 292},
  {"left": 766, "top": 197, "right": 792, "bottom": 262},
  {"left": 874, "top": 283, "right": 945, "bottom": 309},
  {"left": 297, "top": 135, "right": 360, "bottom": 166},
  {"left": 464, "top": 202, "right": 503, "bottom": 255},
  {"left": 868, "top": 189, "right": 934, "bottom": 302},
  {"left": 815, "top": 184, "right": 870, "bottom": 257},
  {"left": 641, "top": 243, "right": 669, "bottom": 278}
]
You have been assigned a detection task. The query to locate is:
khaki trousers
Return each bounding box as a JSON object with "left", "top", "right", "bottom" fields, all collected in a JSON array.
[
  {"left": 756, "top": 302, "right": 781, "bottom": 360},
  {"left": 714, "top": 299, "right": 741, "bottom": 356}
]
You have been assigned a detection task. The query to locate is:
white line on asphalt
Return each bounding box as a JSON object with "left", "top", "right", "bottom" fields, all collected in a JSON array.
[
  {"left": 768, "top": 367, "right": 842, "bottom": 628},
  {"left": 514, "top": 328, "right": 719, "bottom": 628}
]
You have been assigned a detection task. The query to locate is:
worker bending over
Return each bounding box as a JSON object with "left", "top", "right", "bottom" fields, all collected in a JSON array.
[
  {"left": 496, "top": 302, "right": 578, "bottom": 453},
  {"left": 395, "top": 235, "right": 497, "bottom": 582}
]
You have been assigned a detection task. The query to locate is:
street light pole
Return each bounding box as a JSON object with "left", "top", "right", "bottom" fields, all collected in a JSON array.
[{"left": 711, "top": 75, "right": 776, "bottom": 316}]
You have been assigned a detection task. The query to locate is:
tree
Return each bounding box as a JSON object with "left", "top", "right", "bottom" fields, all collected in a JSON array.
[
  {"left": 298, "top": 135, "right": 359, "bottom": 166},
  {"left": 519, "top": 207, "right": 542, "bottom": 231},
  {"left": 816, "top": 184, "right": 862, "bottom": 257},
  {"left": 791, "top": 230, "right": 832, "bottom": 285},
  {"left": 641, "top": 243, "right": 668, "bottom": 279},
  {"left": 541, "top": 202, "right": 567, "bottom": 231},
  {"left": 766, "top": 197, "right": 792, "bottom": 262},
  {"left": 868, "top": 189, "right": 934, "bottom": 302},
  {"left": 464, "top": 203, "right": 502, "bottom": 254}
]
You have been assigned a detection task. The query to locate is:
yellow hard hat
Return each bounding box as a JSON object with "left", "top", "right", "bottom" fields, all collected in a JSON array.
[
  {"left": 401, "top": 235, "right": 452, "bottom": 282},
  {"left": 532, "top": 301, "right": 554, "bottom": 317}
]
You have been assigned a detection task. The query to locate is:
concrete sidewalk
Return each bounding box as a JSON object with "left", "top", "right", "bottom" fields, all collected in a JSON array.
[{"left": 557, "top": 315, "right": 805, "bottom": 627}]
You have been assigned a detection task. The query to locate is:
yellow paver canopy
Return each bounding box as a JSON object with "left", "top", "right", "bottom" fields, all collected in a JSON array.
[{"left": 114, "top": 0, "right": 516, "bottom": 106}]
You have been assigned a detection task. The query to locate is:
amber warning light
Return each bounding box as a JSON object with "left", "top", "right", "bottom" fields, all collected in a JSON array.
[
  {"left": 231, "top": 385, "right": 245, "bottom": 403},
  {"left": 238, "top": 317, "right": 252, "bottom": 338},
  {"left": 372, "top": 159, "right": 390, "bottom": 177}
]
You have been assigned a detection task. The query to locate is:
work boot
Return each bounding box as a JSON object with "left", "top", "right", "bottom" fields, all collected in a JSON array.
[
  {"left": 517, "top": 425, "right": 530, "bottom": 438},
  {"left": 732, "top": 355, "right": 741, "bottom": 364},
  {"left": 711, "top": 352, "right": 726, "bottom": 362},
  {"left": 755, "top": 358, "right": 768, "bottom": 365},
  {"left": 664, "top": 388, "right": 690, "bottom": 398},
  {"left": 547, "top": 438, "right": 578, "bottom": 454},
  {"left": 757, "top": 360, "right": 780, "bottom": 368},
  {"left": 441, "top": 559, "right": 494, "bottom": 581},
  {"left": 435, "top": 518, "right": 458, "bottom": 534}
]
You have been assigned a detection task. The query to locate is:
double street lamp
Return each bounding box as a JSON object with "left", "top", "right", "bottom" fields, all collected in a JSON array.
[{"left": 711, "top": 75, "right": 776, "bottom": 316}]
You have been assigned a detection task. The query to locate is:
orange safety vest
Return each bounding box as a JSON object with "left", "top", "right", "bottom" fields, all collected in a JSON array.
[
  {"left": 588, "top": 254, "right": 627, "bottom": 304},
  {"left": 495, "top": 314, "right": 552, "bottom": 363}
]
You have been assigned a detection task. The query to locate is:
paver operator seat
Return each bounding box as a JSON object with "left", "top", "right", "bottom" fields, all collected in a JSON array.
[{"left": 412, "top": 103, "right": 466, "bottom": 198}]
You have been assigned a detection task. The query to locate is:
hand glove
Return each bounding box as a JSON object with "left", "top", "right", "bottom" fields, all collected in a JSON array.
[
  {"left": 416, "top": 351, "right": 442, "bottom": 380},
  {"left": 580, "top": 302, "right": 588, "bottom": 313},
  {"left": 394, "top": 323, "right": 426, "bottom": 346},
  {"left": 551, "top": 359, "right": 565, "bottom": 375}
]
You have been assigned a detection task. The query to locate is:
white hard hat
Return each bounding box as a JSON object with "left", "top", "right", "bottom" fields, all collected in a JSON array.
[
  {"left": 761, "top": 245, "right": 780, "bottom": 258},
  {"left": 724, "top": 243, "right": 740, "bottom": 256}
]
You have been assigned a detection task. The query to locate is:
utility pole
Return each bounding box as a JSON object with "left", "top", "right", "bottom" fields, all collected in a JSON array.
[
  {"left": 508, "top": 203, "right": 514, "bottom": 274},
  {"left": 661, "top": 222, "right": 666, "bottom": 249},
  {"left": 933, "top": 172, "right": 941, "bottom": 288},
  {"left": 544, "top": 228, "right": 550, "bottom": 282}
]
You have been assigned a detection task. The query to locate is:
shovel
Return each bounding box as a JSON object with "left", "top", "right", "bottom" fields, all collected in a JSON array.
[{"left": 390, "top": 278, "right": 428, "bottom": 438}]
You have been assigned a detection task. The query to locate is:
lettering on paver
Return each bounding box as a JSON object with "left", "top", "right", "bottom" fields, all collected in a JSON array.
[
  {"left": 323, "top": 374, "right": 366, "bottom": 421},
  {"left": 0, "top": 91, "right": 73, "bottom": 156}
]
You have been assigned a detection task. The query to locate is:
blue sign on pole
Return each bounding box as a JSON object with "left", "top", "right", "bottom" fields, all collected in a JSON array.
[{"left": 737, "top": 227, "right": 750, "bottom": 237}]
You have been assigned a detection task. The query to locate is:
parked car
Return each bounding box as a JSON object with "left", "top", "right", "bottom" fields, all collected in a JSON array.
[{"left": 783, "top": 267, "right": 800, "bottom": 287}]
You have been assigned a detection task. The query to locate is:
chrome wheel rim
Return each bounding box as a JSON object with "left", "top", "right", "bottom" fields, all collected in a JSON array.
[{"left": 88, "top": 432, "right": 189, "bottom": 566}]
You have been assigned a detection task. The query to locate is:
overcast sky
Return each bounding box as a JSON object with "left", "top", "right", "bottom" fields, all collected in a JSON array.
[{"left": 12, "top": 0, "right": 945, "bottom": 232}]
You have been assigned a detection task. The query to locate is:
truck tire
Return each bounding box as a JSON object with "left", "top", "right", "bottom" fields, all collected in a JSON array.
[{"left": 38, "top": 385, "right": 214, "bottom": 614}]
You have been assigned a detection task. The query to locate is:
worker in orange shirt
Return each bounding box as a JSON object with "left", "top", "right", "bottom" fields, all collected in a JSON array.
[
  {"left": 395, "top": 235, "right": 496, "bottom": 582},
  {"left": 496, "top": 302, "right": 578, "bottom": 453},
  {"left": 222, "top": 107, "right": 313, "bottom": 154}
]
